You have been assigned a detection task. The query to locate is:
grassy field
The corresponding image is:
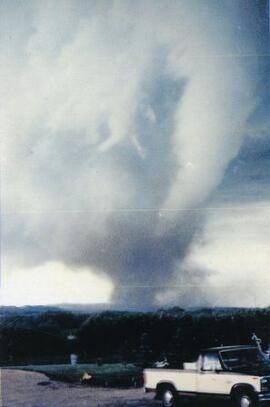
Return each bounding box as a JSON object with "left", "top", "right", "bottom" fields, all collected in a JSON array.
[{"left": 6, "top": 363, "right": 143, "bottom": 387}]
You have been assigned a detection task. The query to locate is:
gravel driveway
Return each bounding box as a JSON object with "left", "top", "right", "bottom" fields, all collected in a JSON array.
[{"left": 0, "top": 369, "right": 160, "bottom": 407}]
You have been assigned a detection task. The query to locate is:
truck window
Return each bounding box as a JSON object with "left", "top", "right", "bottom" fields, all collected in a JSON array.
[
  {"left": 220, "top": 348, "right": 269, "bottom": 370},
  {"left": 202, "top": 352, "right": 222, "bottom": 371}
]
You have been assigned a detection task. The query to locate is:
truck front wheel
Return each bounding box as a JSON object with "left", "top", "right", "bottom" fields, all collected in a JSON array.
[
  {"left": 161, "top": 387, "right": 179, "bottom": 407},
  {"left": 235, "top": 392, "right": 258, "bottom": 407}
]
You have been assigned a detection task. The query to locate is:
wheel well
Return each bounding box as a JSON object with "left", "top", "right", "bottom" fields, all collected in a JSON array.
[
  {"left": 156, "top": 382, "right": 177, "bottom": 400},
  {"left": 230, "top": 384, "right": 256, "bottom": 400}
]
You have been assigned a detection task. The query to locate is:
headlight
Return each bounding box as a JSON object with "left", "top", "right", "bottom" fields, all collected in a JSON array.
[{"left": 261, "top": 378, "right": 270, "bottom": 392}]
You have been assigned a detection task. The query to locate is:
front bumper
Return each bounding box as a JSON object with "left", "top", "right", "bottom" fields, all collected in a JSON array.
[{"left": 258, "top": 392, "right": 270, "bottom": 402}]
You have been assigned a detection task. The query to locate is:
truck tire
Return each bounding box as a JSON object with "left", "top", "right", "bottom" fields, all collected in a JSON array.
[
  {"left": 235, "top": 391, "right": 258, "bottom": 407},
  {"left": 161, "top": 386, "right": 179, "bottom": 407}
]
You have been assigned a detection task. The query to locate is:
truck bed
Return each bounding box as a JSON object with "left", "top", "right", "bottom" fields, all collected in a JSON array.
[{"left": 144, "top": 368, "right": 198, "bottom": 393}]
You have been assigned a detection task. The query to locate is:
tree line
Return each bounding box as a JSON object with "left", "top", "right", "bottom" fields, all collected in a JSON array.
[{"left": 1, "top": 307, "right": 270, "bottom": 366}]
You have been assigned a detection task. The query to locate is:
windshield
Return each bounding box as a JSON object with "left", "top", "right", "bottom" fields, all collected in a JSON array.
[{"left": 220, "top": 348, "right": 270, "bottom": 370}]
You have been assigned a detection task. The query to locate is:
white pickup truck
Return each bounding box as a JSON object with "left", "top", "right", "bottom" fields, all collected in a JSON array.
[{"left": 144, "top": 345, "right": 270, "bottom": 407}]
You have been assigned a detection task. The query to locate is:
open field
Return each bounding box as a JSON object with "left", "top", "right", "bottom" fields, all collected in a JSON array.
[{"left": 0, "top": 369, "right": 159, "bottom": 407}]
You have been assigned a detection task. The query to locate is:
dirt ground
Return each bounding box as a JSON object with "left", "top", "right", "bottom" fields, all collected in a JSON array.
[{"left": 0, "top": 369, "right": 160, "bottom": 407}]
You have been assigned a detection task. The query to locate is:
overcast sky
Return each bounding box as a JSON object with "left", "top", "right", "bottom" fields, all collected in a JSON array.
[{"left": 1, "top": 0, "right": 269, "bottom": 308}]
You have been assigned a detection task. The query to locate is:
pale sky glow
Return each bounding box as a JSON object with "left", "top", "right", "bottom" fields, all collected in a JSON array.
[
  {"left": 184, "top": 204, "right": 270, "bottom": 307},
  {"left": 0, "top": 262, "right": 113, "bottom": 306},
  {"left": 0, "top": 0, "right": 269, "bottom": 308}
]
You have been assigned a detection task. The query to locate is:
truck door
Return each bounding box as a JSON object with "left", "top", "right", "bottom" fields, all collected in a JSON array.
[{"left": 197, "top": 352, "right": 227, "bottom": 397}]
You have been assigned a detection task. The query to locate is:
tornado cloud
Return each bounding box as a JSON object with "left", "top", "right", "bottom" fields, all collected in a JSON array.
[{"left": 1, "top": 0, "right": 265, "bottom": 307}]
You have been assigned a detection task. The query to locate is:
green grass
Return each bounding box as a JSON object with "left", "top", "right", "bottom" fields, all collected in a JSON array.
[{"left": 6, "top": 363, "right": 143, "bottom": 387}]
